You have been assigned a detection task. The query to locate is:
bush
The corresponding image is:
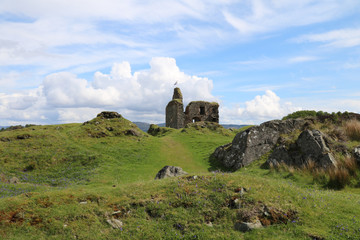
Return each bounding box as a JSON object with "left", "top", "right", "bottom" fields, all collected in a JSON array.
[
  {"left": 344, "top": 120, "right": 360, "bottom": 141},
  {"left": 328, "top": 167, "right": 351, "bottom": 189},
  {"left": 282, "top": 110, "right": 317, "bottom": 120}
]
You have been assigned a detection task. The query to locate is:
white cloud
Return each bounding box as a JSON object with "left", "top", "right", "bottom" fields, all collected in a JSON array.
[
  {"left": 295, "top": 28, "right": 360, "bottom": 48},
  {"left": 221, "top": 90, "right": 301, "bottom": 124},
  {"left": 288, "top": 56, "right": 319, "bottom": 63},
  {"left": 0, "top": 57, "right": 217, "bottom": 125},
  {"left": 343, "top": 61, "right": 360, "bottom": 69}
]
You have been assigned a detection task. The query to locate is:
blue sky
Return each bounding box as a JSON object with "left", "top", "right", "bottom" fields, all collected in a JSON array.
[{"left": 1, "top": 0, "right": 360, "bottom": 125}]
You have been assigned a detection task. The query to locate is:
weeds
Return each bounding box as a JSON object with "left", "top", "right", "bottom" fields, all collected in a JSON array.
[{"left": 344, "top": 120, "right": 360, "bottom": 141}]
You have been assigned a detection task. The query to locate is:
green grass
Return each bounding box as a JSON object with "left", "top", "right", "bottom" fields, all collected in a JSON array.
[{"left": 0, "top": 118, "right": 359, "bottom": 239}]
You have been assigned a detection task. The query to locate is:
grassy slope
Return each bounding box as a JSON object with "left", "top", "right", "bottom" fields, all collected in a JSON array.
[{"left": 0, "top": 120, "right": 359, "bottom": 239}]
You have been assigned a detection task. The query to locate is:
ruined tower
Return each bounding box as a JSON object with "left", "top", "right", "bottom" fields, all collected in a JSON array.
[
  {"left": 166, "top": 88, "right": 185, "bottom": 129},
  {"left": 166, "top": 87, "right": 220, "bottom": 129}
]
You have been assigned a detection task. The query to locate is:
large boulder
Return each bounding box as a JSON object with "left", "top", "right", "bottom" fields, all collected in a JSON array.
[
  {"left": 213, "top": 119, "right": 307, "bottom": 170},
  {"left": 155, "top": 166, "right": 188, "bottom": 180},
  {"left": 267, "top": 129, "right": 336, "bottom": 168}
]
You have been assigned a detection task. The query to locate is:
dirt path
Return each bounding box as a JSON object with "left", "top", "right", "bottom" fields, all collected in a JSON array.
[{"left": 160, "top": 136, "right": 199, "bottom": 171}]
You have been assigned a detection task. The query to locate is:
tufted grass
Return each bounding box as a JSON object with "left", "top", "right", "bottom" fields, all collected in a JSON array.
[
  {"left": 344, "top": 119, "right": 360, "bottom": 141},
  {"left": 0, "top": 117, "right": 359, "bottom": 239}
]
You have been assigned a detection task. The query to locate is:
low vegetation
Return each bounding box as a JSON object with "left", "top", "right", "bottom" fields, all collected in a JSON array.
[{"left": 0, "top": 112, "right": 359, "bottom": 239}]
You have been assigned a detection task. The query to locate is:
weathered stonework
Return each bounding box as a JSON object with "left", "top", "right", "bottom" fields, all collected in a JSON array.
[
  {"left": 165, "top": 88, "right": 185, "bottom": 129},
  {"left": 165, "top": 88, "right": 219, "bottom": 129},
  {"left": 184, "top": 101, "right": 219, "bottom": 125}
]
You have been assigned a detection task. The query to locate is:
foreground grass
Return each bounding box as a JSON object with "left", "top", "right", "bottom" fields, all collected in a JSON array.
[
  {"left": 1, "top": 171, "right": 359, "bottom": 239},
  {"left": 0, "top": 119, "right": 359, "bottom": 239}
]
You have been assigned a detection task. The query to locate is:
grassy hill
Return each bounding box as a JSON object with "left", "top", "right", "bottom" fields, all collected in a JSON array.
[{"left": 0, "top": 113, "right": 359, "bottom": 239}]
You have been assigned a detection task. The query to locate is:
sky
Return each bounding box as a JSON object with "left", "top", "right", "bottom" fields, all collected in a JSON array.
[{"left": 1, "top": 0, "right": 360, "bottom": 126}]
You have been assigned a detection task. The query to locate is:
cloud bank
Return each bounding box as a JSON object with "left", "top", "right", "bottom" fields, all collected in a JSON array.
[
  {"left": 0, "top": 57, "right": 301, "bottom": 125},
  {"left": 0, "top": 57, "right": 217, "bottom": 124},
  {"left": 221, "top": 90, "right": 301, "bottom": 124}
]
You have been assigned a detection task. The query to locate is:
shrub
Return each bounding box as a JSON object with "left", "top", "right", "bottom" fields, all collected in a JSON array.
[
  {"left": 328, "top": 167, "right": 351, "bottom": 189},
  {"left": 282, "top": 110, "right": 317, "bottom": 120},
  {"left": 344, "top": 120, "right": 360, "bottom": 141}
]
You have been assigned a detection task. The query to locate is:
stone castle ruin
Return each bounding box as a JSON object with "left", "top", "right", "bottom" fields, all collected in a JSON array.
[{"left": 166, "top": 88, "right": 219, "bottom": 129}]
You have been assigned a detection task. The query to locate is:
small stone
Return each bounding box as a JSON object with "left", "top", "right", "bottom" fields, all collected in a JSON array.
[
  {"left": 79, "top": 201, "right": 87, "bottom": 205},
  {"left": 106, "top": 218, "right": 123, "bottom": 229},
  {"left": 354, "top": 146, "right": 360, "bottom": 164},
  {"left": 234, "top": 219, "right": 262, "bottom": 232},
  {"left": 9, "top": 177, "right": 20, "bottom": 184},
  {"left": 205, "top": 222, "right": 213, "bottom": 227}
]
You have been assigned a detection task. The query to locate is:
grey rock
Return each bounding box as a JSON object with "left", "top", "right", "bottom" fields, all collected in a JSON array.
[
  {"left": 9, "top": 177, "right": 20, "bottom": 184},
  {"left": 106, "top": 218, "right": 123, "bottom": 229},
  {"left": 234, "top": 219, "right": 262, "bottom": 232},
  {"left": 17, "top": 134, "right": 31, "bottom": 140},
  {"left": 213, "top": 119, "right": 306, "bottom": 170},
  {"left": 155, "top": 166, "right": 188, "bottom": 179},
  {"left": 268, "top": 129, "right": 336, "bottom": 168},
  {"left": 354, "top": 146, "right": 360, "bottom": 164},
  {"left": 124, "top": 129, "right": 140, "bottom": 137},
  {"left": 97, "top": 111, "right": 122, "bottom": 119}
]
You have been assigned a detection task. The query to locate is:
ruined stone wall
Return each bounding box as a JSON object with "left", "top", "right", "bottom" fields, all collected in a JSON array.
[
  {"left": 166, "top": 100, "right": 185, "bottom": 129},
  {"left": 184, "top": 101, "right": 219, "bottom": 125},
  {"left": 166, "top": 88, "right": 185, "bottom": 129},
  {"left": 166, "top": 88, "right": 219, "bottom": 129}
]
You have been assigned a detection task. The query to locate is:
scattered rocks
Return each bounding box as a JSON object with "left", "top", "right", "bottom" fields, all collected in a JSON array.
[
  {"left": 97, "top": 111, "right": 122, "bottom": 119},
  {"left": 155, "top": 166, "right": 188, "bottom": 180},
  {"left": 268, "top": 129, "right": 336, "bottom": 169},
  {"left": 213, "top": 119, "right": 307, "bottom": 170},
  {"left": 234, "top": 201, "right": 297, "bottom": 232}
]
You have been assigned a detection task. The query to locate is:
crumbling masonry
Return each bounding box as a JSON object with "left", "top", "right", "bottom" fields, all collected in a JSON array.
[{"left": 166, "top": 88, "right": 219, "bottom": 129}]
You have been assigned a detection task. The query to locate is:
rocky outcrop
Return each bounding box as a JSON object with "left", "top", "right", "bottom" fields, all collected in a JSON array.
[
  {"left": 213, "top": 119, "right": 307, "bottom": 170},
  {"left": 267, "top": 130, "right": 336, "bottom": 168},
  {"left": 154, "top": 166, "right": 188, "bottom": 179},
  {"left": 17, "top": 134, "right": 31, "bottom": 140},
  {"left": 147, "top": 124, "right": 173, "bottom": 136},
  {"left": 97, "top": 111, "right": 122, "bottom": 119},
  {"left": 124, "top": 129, "right": 140, "bottom": 137}
]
